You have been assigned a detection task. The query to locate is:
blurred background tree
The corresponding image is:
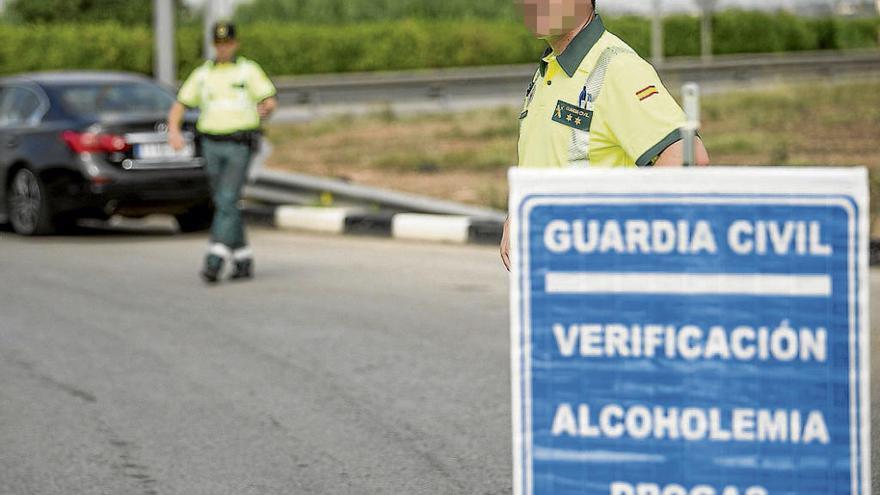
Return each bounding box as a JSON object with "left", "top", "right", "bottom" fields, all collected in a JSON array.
[{"left": 5, "top": 0, "right": 194, "bottom": 25}]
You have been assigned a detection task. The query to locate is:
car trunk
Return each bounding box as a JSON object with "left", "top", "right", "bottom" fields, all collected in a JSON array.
[{"left": 92, "top": 113, "right": 202, "bottom": 170}]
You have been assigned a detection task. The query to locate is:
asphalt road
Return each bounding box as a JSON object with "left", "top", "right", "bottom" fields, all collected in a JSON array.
[
  {"left": 0, "top": 226, "right": 877, "bottom": 494},
  {"left": 0, "top": 226, "right": 511, "bottom": 495}
]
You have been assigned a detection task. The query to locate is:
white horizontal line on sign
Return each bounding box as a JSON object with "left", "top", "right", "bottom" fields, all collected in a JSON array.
[
  {"left": 544, "top": 272, "right": 832, "bottom": 297},
  {"left": 532, "top": 447, "right": 665, "bottom": 464}
]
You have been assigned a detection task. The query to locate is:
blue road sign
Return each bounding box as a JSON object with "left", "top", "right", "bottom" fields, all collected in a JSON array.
[{"left": 509, "top": 168, "right": 870, "bottom": 495}]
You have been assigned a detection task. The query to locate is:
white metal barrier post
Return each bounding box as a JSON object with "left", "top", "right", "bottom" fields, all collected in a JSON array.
[{"left": 681, "top": 82, "right": 700, "bottom": 167}]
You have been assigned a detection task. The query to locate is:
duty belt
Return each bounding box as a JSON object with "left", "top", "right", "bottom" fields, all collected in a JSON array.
[{"left": 199, "top": 130, "right": 261, "bottom": 143}]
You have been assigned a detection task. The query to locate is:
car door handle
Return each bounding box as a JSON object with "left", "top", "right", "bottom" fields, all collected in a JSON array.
[{"left": 4, "top": 137, "right": 19, "bottom": 148}]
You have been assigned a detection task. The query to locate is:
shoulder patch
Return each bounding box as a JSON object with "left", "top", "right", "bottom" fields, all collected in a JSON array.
[{"left": 636, "top": 85, "right": 659, "bottom": 101}]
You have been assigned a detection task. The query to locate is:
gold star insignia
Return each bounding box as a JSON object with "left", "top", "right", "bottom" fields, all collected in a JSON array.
[
  {"left": 566, "top": 114, "right": 573, "bottom": 122},
  {"left": 575, "top": 117, "right": 582, "bottom": 125}
]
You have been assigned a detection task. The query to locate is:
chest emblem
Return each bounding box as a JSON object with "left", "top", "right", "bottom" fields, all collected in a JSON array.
[{"left": 551, "top": 100, "right": 592, "bottom": 132}]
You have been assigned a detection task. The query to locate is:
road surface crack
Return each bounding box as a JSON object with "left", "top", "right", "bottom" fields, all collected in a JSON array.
[
  {"left": 7, "top": 356, "right": 97, "bottom": 403},
  {"left": 100, "top": 423, "right": 159, "bottom": 495}
]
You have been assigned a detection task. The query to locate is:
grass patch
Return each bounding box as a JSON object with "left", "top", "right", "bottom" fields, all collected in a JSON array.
[
  {"left": 373, "top": 151, "right": 440, "bottom": 172},
  {"left": 266, "top": 80, "right": 880, "bottom": 233},
  {"left": 372, "top": 142, "right": 514, "bottom": 173},
  {"left": 702, "top": 133, "right": 761, "bottom": 155}
]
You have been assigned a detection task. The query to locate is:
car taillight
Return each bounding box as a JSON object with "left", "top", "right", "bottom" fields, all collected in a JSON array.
[{"left": 62, "top": 131, "right": 131, "bottom": 153}]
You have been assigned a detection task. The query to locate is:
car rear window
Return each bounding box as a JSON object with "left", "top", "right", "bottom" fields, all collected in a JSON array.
[{"left": 55, "top": 82, "right": 176, "bottom": 117}]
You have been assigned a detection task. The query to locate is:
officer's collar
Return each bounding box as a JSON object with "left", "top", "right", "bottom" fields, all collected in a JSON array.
[
  {"left": 540, "top": 13, "right": 605, "bottom": 78},
  {"left": 211, "top": 55, "right": 239, "bottom": 66}
]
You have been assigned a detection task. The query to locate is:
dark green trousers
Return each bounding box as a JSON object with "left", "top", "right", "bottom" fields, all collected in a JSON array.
[{"left": 202, "top": 138, "right": 253, "bottom": 251}]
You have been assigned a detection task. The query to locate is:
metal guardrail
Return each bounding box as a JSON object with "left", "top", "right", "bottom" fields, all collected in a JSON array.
[
  {"left": 255, "top": 52, "right": 880, "bottom": 260},
  {"left": 245, "top": 169, "right": 506, "bottom": 222},
  {"left": 245, "top": 169, "right": 879, "bottom": 265},
  {"left": 244, "top": 169, "right": 879, "bottom": 264},
  {"left": 272, "top": 50, "right": 880, "bottom": 109}
]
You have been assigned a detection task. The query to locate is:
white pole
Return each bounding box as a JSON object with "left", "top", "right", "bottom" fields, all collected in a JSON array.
[
  {"left": 153, "top": 0, "right": 176, "bottom": 86},
  {"left": 681, "top": 82, "right": 700, "bottom": 167},
  {"left": 651, "top": 0, "right": 664, "bottom": 66},
  {"left": 699, "top": 0, "right": 715, "bottom": 62},
  {"left": 219, "top": 0, "right": 236, "bottom": 17},
  {"left": 203, "top": 0, "right": 216, "bottom": 61}
]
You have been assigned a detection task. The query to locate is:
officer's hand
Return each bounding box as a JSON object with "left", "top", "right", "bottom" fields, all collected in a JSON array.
[
  {"left": 257, "top": 97, "right": 277, "bottom": 120},
  {"left": 168, "top": 129, "right": 185, "bottom": 151},
  {"left": 257, "top": 102, "right": 271, "bottom": 119},
  {"left": 500, "top": 217, "right": 512, "bottom": 272}
]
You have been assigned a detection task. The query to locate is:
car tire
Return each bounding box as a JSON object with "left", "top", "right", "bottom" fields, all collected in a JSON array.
[
  {"left": 7, "top": 168, "right": 55, "bottom": 236},
  {"left": 175, "top": 204, "right": 214, "bottom": 233}
]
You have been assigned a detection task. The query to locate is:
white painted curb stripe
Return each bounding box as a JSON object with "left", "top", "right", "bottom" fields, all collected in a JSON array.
[
  {"left": 275, "top": 206, "right": 357, "bottom": 234},
  {"left": 545, "top": 272, "right": 832, "bottom": 297},
  {"left": 391, "top": 214, "right": 472, "bottom": 244}
]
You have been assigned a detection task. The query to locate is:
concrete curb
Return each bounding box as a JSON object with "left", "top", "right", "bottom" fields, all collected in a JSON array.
[
  {"left": 245, "top": 204, "right": 503, "bottom": 245},
  {"left": 276, "top": 206, "right": 356, "bottom": 235},
  {"left": 247, "top": 204, "right": 880, "bottom": 264},
  {"left": 392, "top": 214, "right": 472, "bottom": 244}
]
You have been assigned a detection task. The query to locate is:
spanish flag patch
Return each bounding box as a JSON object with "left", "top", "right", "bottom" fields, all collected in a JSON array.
[{"left": 636, "top": 85, "right": 659, "bottom": 101}]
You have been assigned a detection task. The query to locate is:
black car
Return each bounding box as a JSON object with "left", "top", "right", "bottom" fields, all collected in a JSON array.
[{"left": 0, "top": 71, "right": 212, "bottom": 235}]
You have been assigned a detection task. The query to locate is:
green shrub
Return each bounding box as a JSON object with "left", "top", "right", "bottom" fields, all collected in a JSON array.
[
  {"left": 833, "top": 17, "right": 880, "bottom": 49},
  {"left": 7, "top": 0, "right": 151, "bottom": 25},
  {"left": 663, "top": 15, "right": 701, "bottom": 57},
  {"left": 176, "top": 27, "right": 203, "bottom": 75},
  {"left": 0, "top": 14, "right": 876, "bottom": 78},
  {"left": 235, "top": 0, "right": 519, "bottom": 24},
  {"left": 0, "top": 23, "right": 153, "bottom": 75},
  {"left": 604, "top": 16, "right": 651, "bottom": 57},
  {"left": 809, "top": 17, "right": 840, "bottom": 50},
  {"left": 228, "top": 21, "right": 542, "bottom": 76},
  {"left": 713, "top": 10, "right": 819, "bottom": 54}
]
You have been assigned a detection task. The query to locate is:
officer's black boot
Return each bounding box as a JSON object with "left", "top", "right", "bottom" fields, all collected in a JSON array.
[
  {"left": 200, "top": 253, "right": 225, "bottom": 284},
  {"left": 230, "top": 247, "right": 253, "bottom": 281},
  {"left": 230, "top": 259, "right": 253, "bottom": 280}
]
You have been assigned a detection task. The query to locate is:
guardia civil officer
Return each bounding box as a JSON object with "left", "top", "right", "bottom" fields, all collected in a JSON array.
[
  {"left": 167, "top": 22, "right": 278, "bottom": 283},
  {"left": 499, "top": 0, "right": 710, "bottom": 270}
]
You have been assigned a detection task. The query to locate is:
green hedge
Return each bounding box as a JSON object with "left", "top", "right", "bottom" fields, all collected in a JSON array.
[
  {"left": 609, "top": 11, "right": 880, "bottom": 58},
  {"left": 232, "top": 20, "right": 542, "bottom": 76},
  {"left": 0, "top": 23, "right": 154, "bottom": 75},
  {"left": 235, "top": 0, "right": 520, "bottom": 24},
  {"left": 0, "top": 13, "right": 877, "bottom": 77},
  {"left": 604, "top": 16, "right": 653, "bottom": 56}
]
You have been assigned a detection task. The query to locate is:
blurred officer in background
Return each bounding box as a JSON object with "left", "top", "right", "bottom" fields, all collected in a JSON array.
[
  {"left": 167, "top": 22, "right": 278, "bottom": 283},
  {"left": 500, "top": 0, "right": 710, "bottom": 270}
]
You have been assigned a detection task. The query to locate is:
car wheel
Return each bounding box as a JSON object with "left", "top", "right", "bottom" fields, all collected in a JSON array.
[
  {"left": 7, "top": 168, "right": 54, "bottom": 235},
  {"left": 175, "top": 204, "right": 214, "bottom": 233}
]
